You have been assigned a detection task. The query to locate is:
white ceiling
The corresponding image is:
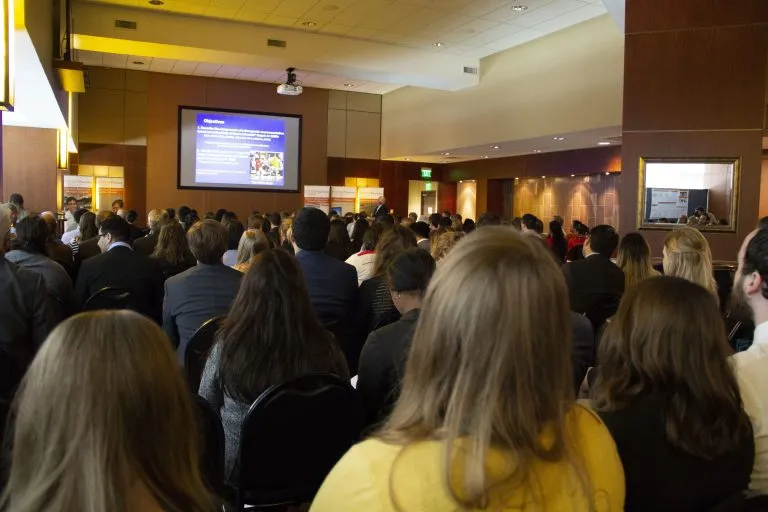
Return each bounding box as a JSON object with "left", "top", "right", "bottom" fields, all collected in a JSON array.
[
  {"left": 76, "top": 50, "right": 402, "bottom": 94},
  {"left": 75, "top": 0, "right": 606, "bottom": 65}
]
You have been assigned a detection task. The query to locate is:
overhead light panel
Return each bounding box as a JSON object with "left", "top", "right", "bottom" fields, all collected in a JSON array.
[
  {"left": 433, "top": 42, "right": 444, "bottom": 47},
  {"left": 491, "top": 145, "right": 500, "bottom": 149},
  {"left": 598, "top": 141, "right": 611, "bottom": 145},
  {"left": 553, "top": 137, "right": 565, "bottom": 141},
  {"left": 511, "top": 4, "right": 528, "bottom": 12},
  {"left": 302, "top": 21, "right": 317, "bottom": 27}
]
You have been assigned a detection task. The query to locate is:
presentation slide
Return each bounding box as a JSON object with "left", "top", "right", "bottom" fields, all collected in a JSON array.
[{"left": 178, "top": 107, "right": 301, "bottom": 192}]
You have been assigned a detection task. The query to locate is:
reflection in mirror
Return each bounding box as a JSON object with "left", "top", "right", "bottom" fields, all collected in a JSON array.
[{"left": 637, "top": 158, "right": 739, "bottom": 231}]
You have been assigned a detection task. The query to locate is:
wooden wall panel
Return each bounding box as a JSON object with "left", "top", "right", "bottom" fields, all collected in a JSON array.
[
  {"left": 626, "top": 0, "right": 768, "bottom": 34},
  {"left": 1, "top": 127, "right": 58, "bottom": 213}
]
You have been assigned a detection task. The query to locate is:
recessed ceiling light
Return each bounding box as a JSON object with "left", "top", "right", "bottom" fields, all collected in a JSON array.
[
  {"left": 404, "top": 157, "right": 411, "bottom": 161},
  {"left": 533, "top": 149, "right": 541, "bottom": 153},
  {"left": 598, "top": 141, "right": 611, "bottom": 146},
  {"left": 132, "top": 61, "right": 145, "bottom": 65},
  {"left": 541, "top": 176, "right": 546, "bottom": 179},
  {"left": 302, "top": 21, "right": 317, "bottom": 27},
  {"left": 441, "top": 152, "right": 451, "bottom": 156},
  {"left": 553, "top": 137, "right": 565, "bottom": 141},
  {"left": 433, "top": 42, "right": 444, "bottom": 47},
  {"left": 482, "top": 155, "right": 489, "bottom": 159},
  {"left": 605, "top": 172, "right": 611, "bottom": 175},
  {"left": 491, "top": 145, "right": 500, "bottom": 149},
  {"left": 570, "top": 174, "right": 576, "bottom": 177},
  {"left": 148, "top": 0, "right": 164, "bottom": 5},
  {"left": 343, "top": 83, "right": 355, "bottom": 88},
  {"left": 511, "top": 4, "right": 528, "bottom": 12}
]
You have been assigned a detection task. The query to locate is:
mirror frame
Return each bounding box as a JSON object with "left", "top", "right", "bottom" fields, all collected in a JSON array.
[{"left": 636, "top": 156, "right": 740, "bottom": 232}]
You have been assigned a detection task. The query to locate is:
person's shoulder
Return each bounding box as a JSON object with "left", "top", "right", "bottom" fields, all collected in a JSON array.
[{"left": 3, "top": 258, "right": 44, "bottom": 289}]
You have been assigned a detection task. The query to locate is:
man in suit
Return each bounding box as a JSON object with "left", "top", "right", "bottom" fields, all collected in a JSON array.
[
  {"left": 562, "top": 224, "right": 624, "bottom": 323},
  {"left": 266, "top": 212, "right": 281, "bottom": 248},
  {"left": 74, "top": 215, "right": 164, "bottom": 323},
  {"left": 410, "top": 221, "right": 431, "bottom": 252},
  {"left": 373, "top": 196, "right": 388, "bottom": 218},
  {"left": 133, "top": 209, "right": 168, "bottom": 256},
  {"left": 163, "top": 219, "right": 242, "bottom": 363},
  {"left": 293, "top": 207, "right": 359, "bottom": 363}
]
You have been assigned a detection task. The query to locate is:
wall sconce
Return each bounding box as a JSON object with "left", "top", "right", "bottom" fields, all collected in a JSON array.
[
  {"left": 57, "top": 128, "right": 69, "bottom": 169},
  {"left": 0, "top": 0, "right": 15, "bottom": 110}
]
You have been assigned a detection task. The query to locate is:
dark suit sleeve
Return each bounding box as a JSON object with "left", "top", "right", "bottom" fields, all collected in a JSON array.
[
  {"left": 73, "top": 260, "right": 93, "bottom": 311},
  {"left": 29, "top": 273, "right": 54, "bottom": 347},
  {"left": 357, "top": 331, "right": 389, "bottom": 428},
  {"left": 570, "top": 312, "right": 595, "bottom": 394},
  {"left": 162, "top": 279, "right": 180, "bottom": 349},
  {"left": 150, "top": 260, "right": 164, "bottom": 325}
]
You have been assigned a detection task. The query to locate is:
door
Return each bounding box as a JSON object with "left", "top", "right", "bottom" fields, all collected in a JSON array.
[{"left": 421, "top": 191, "right": 437, "bottom": 216}]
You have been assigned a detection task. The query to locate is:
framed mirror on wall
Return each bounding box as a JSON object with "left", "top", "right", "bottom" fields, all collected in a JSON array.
[{"left": 636, "top": 157, "right": 740, "bottom": 232}]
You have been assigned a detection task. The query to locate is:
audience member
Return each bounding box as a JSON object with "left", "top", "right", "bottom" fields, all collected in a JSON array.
[
  {"left": 521, "top": 213, "right": 538, "bottom": 234},
  {"left": 133, "top": 208, "right": 168, "bottom": 257},
  {"left": 663, "top": 227, "right": 718, "bottom": 297},
  {"left": 246, "top": 213, "right": 270, "bottom": 239},
  {"left": 428, "top": 213, "right": 441, "bottom": 230},
  {"left": 150, "top": 220, "right": 197, "bottom": 278},
  {"left": 6, "top": 215, "right": 72, "bottom": 320},
  {"left": 730, "top": 228, "right": 768, "bottom": 494},
  {"left": 593, "top": 276, "right": 753, "bottom": 511},
  {"left": 111, "top": 198, "right": 124, "bottom": 214},
  {"left": 177, "top": 205, "right": 191, "bottom": 229},
  {"left": 562, "top": 224, "right": 624, "bottom": 326},
  {"left": 9, "top": 193, "right": 27, "bottom": 221},
  {"left": 438, "top": 216, "right": 452, "bottom": 229},
  {"left": 75, "top": 216, "right": 164, "bottom": 322},
  {"left": 72, "top": 210, "right": 107, "bottom": 271},
  {"left": 546, "top": 220, "right": 568, "bottom": 262},
  {"left": 462, "top": 218, "right": 476, "bottom": 234},
  {"left": 163, "top": 220, "right": 242, "bottom": 363},
  {"left": 266, "top": 212, "right": 281, "bottom": 247},
  {"left": 617, "top": 232, "right": 660, "bottom": 290},
  {"left": 359, "top": 226, "right": 417, "bottom": 338},
  {"left": 346, "top": 223, "right": 384, "bottom": 286},
  {"left": 199, "top": 250, "right": 349, "bottom": 479},
  {"left": 222, "top": 219, "right": 244, "bottom": 267},
  {"left": 408, "top": 212, "right": 418, "bottom": 223},
  {"left": 758, "top": 216, "right": 768, "bottom": 230},
  {"left": 431, "top": 230, "right": 463, "bottom": 264},
  {"left": 449, "top": 214, "right": 462, "bottom": 231},
  {"left": 476, "top": 212, "right": 501, "bottom": 227},
  {"left": 312, "top": 228, "right": 624, "bottom": 511},
  {"left": 357, "top": 248, "right": 435, "bottom": 429},
  {"left": 376, "top": 214, "right": 395, "bottom": 227},
  {"left": 326, "top": 218, "right": 354, "bottom": 262},
  {"left": 410, "top": 221, "right": 430, "bottom": 251},
  {"left": 510, "top": 216, "right": 522, "bottom": 231},
  {"left": 279, "top": 217, "right": 294, "bottom": 255},
  {"left": 0, "top": 311, "right": 218, "bottom": 511},
  {"left": 125, "top": 209, "right": 143, "bottom": 241},
  {"left": 166, "top": 207, "right": 176, "bottom": 221},
  {"left": 40, "top": 211, "right": 74, "bottom": 278},
  {"left": 349, "top": 217, "right": 369, "bottom": 254},
  {"left": 61, "top": 207, "right": 85, "bottom": 246},
  {"left": 233, "top": 229, "right": 269, "bottom": 273},
  {"left": 116, "top": 208, "right": 128, "bottom": 220},
  {"left": 63, "top": 196, "right": 79, "bottom": 232}
]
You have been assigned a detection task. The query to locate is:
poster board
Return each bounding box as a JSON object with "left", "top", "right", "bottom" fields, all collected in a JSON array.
[
  {"left": 330, "top": 186, "right": 357, "bottom": 216},
  {"left": 62, "top": 175, "right": 94, "bottom": 211},
  {"left": 96, "top": 177, "right": 125, "bottom": 211},
  {"left": 303, "top": 185, "right": 330, "bottom": 214},
  {"left": 645, "top": 188, "right": 709, "bottom": 221},
  {"left": 358, "top": 187, "right": 385, "bottom": 216}
]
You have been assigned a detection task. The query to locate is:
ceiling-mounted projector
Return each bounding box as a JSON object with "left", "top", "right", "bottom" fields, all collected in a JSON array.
[{"left": 277, "top": 67, "right": 303, "bottom": 96}]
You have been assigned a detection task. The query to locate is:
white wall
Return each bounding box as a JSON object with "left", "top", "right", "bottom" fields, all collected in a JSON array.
[{"left": 380, "top": 15, "right": 624, "bottom": 158}]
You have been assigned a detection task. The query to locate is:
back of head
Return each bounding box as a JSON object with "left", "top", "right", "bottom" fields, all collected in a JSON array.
[
  {"left": 236, "top": 229, "right": 270, "bottom": 265},
  {"left": 410, "top": 221, "right": 430, "bottom": 241},
  {"left": 12, "top": 215, "right": 48, "bottom": 254},
  {"left": 126, "top": 210, "right": 138, "bottom": 224},
  {"left": 521, "top": 213, "right": 538, "bottom": 231},
  {"left": 328, "top": 218, "right": 350, "bottom": 245},
  {"left": 147, "top": 209, "right": 168, "bottom": 233},
  {"left": 617, "top": 232, "right": 655, "bottom": 288},
  {"left": 388, "top": 248, "right": 436, "bottom": 294},
  {"left": 178, "top": 205, "right": 191, "bottom": 221},
  {"left": 362, "top": 222, "right": 385, "bottom": 251},
  {"left": 438, "top": 216, "right": 452, "bottom": 229},
  {"left": 226, "top": 219, "right": 244, "bottom": 250},
  {"left": 587, "top": 224, "right": 619, "bottom": 257},
  {"left": 594, "top": 276, "right": 750, "bottom": 458},
  {"left": 99, "top": 215, "right": 130, "bottom": 243},
  {"left": 218, "top": 250, "right": 339, "bottom": 402},
  {"left": 376, "top": 214, "right": 395, "bottom": 227},
  {"left": 292, "top": 207, "right": 330, "bottom": 251},
  {"left": 152, "top": 221, "right": 192, "bottom": 265},
  {"left": 166, "top": 207, "right": 176, "bottom": 220},
  {"left": 73, "top": 208, "right": 87, "bottom": 225},
  {"left": 431, "top": 230, "right": 464, "bottom": 262},
  {"left": 9, "top": 193, "right": 23, "bottom": 207},
  {"left": 79, "top": 211, "right": 99, "bottom": 240},
  {"left": 428, "top": 213, "right": 441, "bottom": 228},
  {"left": 476, "top": 212, "right": 501, "bottom": 228},
  {"left": 187, "top": 220, "right": 228, "bottom": 264},
  {"left": 95, "top": 210, "right": 115, "bottom": 229},
  {"left": 373, "top": 225, "right": 417, "bottom": 275},
  {"left": 39, "top": 211, "right": 57, "bottom": 236},
  {"left": 2, "top": 311, "right": 214, "bottom": 512},
  {"left": 462, "top": 218, "right": 476, "bottom": 234},
  {"left": 267, "top": 212, "right": 281, "bottom": 229},
  {"left": 382, "top": 227, "right": 573, "bottom": 507},
  {"left": 663, "top": 227, "right": 716, "bottom": 295}
]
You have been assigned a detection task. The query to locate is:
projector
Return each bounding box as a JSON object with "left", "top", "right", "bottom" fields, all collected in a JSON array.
[
  {"left": 277, "top": 83, "right": 303, "bottom": 96},
  {"left": 277, "top": 67, "right": 303, "bottom": 96}
]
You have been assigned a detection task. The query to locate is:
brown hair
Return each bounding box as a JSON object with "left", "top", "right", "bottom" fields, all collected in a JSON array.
[
  {"left": 187, "top": 220, "right": 228, "bottom": 265},
  {"left": 593, "top": 276, "right": 751, "bottom": 459},
  {"left": 431, "top": 230, "right": 464, "bottom": 262},
  {"left": 236, "top": 229, "right": 270, "bottom": 266},
  {"left": 663, "top": 227, "right": 717, "bottom": 296},
  {"left": 1, "top": 311, "right": 216, "bottom": 512},
  {"left": 373, "top": 225, "right": 417, "bottom": 276},
  {"left": 151, "top": 220, "right": 195, "bottom": 267},
  {"left": 616, "top": 232, "right": 660, "bottom": 289},
  {"left": 379, "top": 227, "right": 581, "bottom": 508}
]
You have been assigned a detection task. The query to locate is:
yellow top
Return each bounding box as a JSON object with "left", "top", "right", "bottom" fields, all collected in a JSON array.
[{"left": 311, "top": 405, "right": 624, "bottom": 512}]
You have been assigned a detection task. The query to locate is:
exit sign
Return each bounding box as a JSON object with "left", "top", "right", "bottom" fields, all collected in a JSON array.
[{"left": 421, "top": 167, "right": 432, "bottom": 179}]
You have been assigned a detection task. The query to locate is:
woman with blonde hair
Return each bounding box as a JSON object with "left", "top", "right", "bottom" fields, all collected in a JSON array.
[
  {"left": 431, "top": 229, "right": 464, "bottom": 264},
  {"left": 312, "top": 227, "right": 625, "bottom": 511},
  {"left": 616, "top": 232, "right": 660, "bottom": 290},
  {"left": 233, "top": 229, "right": 270, "bottom": 273},
  {"left": 1, "top": 311, "right": 218, "bottom": 512},
  {"left": 663, "top": 227, "right": 717, "bottom": 296},
  {"left": 279, "top": 217, "right": 294, "bottom": 255}
]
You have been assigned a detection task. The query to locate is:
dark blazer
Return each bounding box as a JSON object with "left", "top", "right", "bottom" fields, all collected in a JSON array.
[
  {"left": 162, "top": 263, "right": 242, "bottom": 363},
  {"left": 562, "top": 254, "right": 624, "bottom": 315},
  {"left": 73, "top": 236, "right": 101, "bottom": 277},
  {"left": 599, "top": 393, "right": 754, "bottom": 512},
  {"left": 46, "top": 239, "right": 74, "bottom": 279},
  {"left": 267, "top": 228, "right": 280, "bottom": 248},
  {"left": 74, "top": 245, "right": 164, "bottom": 323},
  {"left": 128, "top": 223, "right": 145, "bottom": 243},
  {"left": 357, "top": 308, "right": 419, "bottom": 429},
  {"left": 570, "top": 311, "right": 595, "bottom": 393},
  {"left": 132, "top": 232, "right": 158, "bottom": 257},
  {"left": 373, "top": 203, "right": 389, "bottom": 217}
]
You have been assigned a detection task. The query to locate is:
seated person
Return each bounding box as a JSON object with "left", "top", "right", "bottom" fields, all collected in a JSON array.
[
  {"left": 3, "top": 310, "right": 219, "bottom": 511},
  {"left": 150, "top": 220, "right": 197, "bottom": 279},
  {"left": 357, "top": 248, "right": 435, "bottom": 429},
  {"left": 346, "top": 223, "right": 385, "bottom": 286},
  {"left": 40, "top": 211, "right": 74, "bottom": 278},
  {"left": 312, "top": 228, "right": 624, "bottom": 511},
  {"left": 133, "top": 209, "right": 168, "bottom": 257},
  {"left": 222, "top": 219, "right": 244, "bottom": 267},
  {"left": 592, "top": 276, "right": 754, "bottom": 512},
  {"left": 74, "top": 216, "right": 164, "bottom": 323},
  {"left": 163, "top": 220, "right": 242, "bottom": 363},
  {"left": 199, "top": 249, "right": 349, "bottom": 480},
  {"left": 233, "top": 229, "right": 270, "bottom": 273}
]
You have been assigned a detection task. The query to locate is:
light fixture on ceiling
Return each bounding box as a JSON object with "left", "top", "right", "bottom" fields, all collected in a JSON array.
[
  {"left": 132, "top": 61, "right": 145, "bottom": 65},
  {"left": 511, "top": 4, "right": 528, "bottom": 12},
  {"left": 403, "top": 157, "right": 411, "bottom": 161},
  {"left": 533, "top": 149, "right": 541, "bottom": 153},
  {"left": 441, "top": 152, "right": 451, "bottom": 156},
  {"left": 605, "top": 172, "right": 611, "bottom": 175},
  {"left": 570, "top": 174, "right": 576, "bottom": 177},
  {"left": 148, "top": 0, "right": 164, "bottom": 5},
  {"left": 598, "top": 141, "right": 611, "bottom": 146},
  {"left": 482, "top": 155, "right": 489, "bottom": 159},
  {"left": 433, "top": 42, "right": 444, "bottom": 47},
  {"left": 491, "top": 145, "right": 500, "bottom": 149},
  {"left": 302, "top": 21, "right": 317, "bottom": 27},
  {"left": 553, "top": 136, "right": 565, "bottom": 141},
  {"left": 343, "top": 83, "right": 355, "bottom": 88},
  {"left": 541, "top": 176, "right": 546, "bottom": 179}
]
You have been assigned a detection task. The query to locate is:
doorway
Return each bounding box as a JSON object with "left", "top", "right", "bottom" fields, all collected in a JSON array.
[{"left": 421, "top": 190, "right": 437, "bottom": 215}]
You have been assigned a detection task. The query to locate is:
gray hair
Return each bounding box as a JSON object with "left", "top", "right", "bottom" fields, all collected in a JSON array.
[{"left": 0, "top": 204, "right": 10, "bottom": 238}]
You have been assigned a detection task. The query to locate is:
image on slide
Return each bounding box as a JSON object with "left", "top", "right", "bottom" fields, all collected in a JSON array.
[{"left": 194, "top": 113, "right": 287, "bottom": 187}]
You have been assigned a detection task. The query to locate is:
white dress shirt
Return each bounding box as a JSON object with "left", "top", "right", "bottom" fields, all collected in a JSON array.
[
  {"left": 61, "top": 227, "right": 80, "bottom": 246},
  {"left": 733, "top": 321, "right": 768, "bottom": 493},
  {"left": 345, "top": 250, "right": 376, "bottom": 286}
]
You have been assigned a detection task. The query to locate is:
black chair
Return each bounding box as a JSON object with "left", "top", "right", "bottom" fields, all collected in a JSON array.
[
  {"left": 230, "top": 373, "right": 363, "bottom": 510},
  {"left": 82, "top": 287, "right": 132, "bottom": 311},
  {"left": 185, "top": 316, "right": 224, "bottom": 392},
  {"left": 191, "top": 394, "right": 226, "bottom": 497}
]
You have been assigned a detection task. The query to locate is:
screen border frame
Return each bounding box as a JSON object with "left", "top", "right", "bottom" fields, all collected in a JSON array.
[{"left": 176, "top": 105, "right": 303, "bottom": 193}]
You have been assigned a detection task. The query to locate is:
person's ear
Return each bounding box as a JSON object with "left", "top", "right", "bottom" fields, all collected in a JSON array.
[{"left": 745, "top": 271, "right": 763, "bottom": 297}]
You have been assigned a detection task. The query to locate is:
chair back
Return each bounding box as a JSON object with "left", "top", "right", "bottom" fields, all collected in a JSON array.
[
  {"left": 584, "top": 294, "right": 621, "bottom": 333},
  {"left": 185, "top": 316, "right": 224, "bottom": 391},
  {"left": 232, "top": 373, "right": 362, "bottom": 509},
  {"left": 82, "top": 286, "right": 132, "bottom": 311},
  {"left": 190, "top": 394, "right": 226, "bottom": 496}
]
